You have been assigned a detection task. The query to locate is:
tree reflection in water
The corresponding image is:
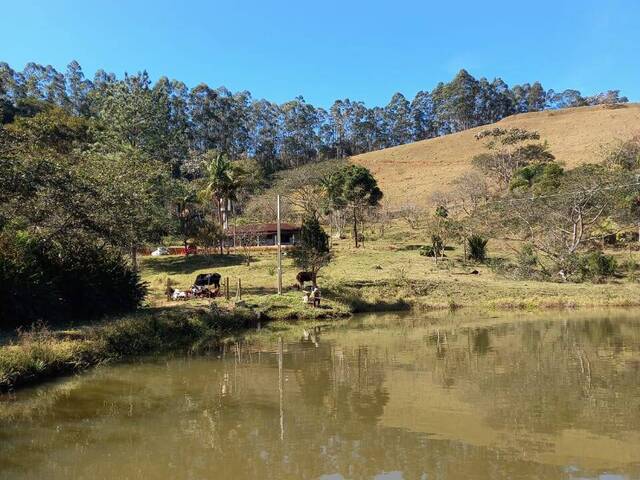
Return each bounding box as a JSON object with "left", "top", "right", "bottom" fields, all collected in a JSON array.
[{"left": 1, "top": 313, "right": 640, "bottom": 479}]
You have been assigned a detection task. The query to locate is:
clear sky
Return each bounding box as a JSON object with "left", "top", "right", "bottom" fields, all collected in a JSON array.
[{"left": 3, "top": 0, "right": 639, "bottom": 107}]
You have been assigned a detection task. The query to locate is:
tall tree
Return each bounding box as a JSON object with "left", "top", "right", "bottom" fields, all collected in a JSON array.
[
  {"left": 280, "top": 96, "right": 319, "bottom": 167},
  {"left": 385, "top": 93, "right": 413, "bottom": 146},
  {"left": 65, "top": 60, "right": 92, "bottom": 115},
  {"left": 527, "top": 81, "right": 546, "bottom": 112},
  {"left": 290, "top": 216, "right": 331, "bottom": 285},
  {"left": 248, "top": 99, "right": 282, "bottom": 173},
  {"left": 324, "top": 165, "right": 383, "bottom": 248}
]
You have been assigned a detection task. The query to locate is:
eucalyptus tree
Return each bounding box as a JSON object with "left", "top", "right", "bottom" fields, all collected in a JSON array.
[
  {"left": 153, "top": 77, "right": 191, "bottom": 177},
  {"left": 248, "top": 99, "right": 282, "bottom": 173},
  {"left": 329, "top": 99, "right": 350, "bottom": 158},
  {"left": 190, "top": 84, "right": 252, "bottom": 158},
  {"left": 410, "top": 90, "right": 435, "bottom": 141},
  {"left": 65, "top": 60, "right": 92, "bottom": 115},
  {"left": 384, "top": 92, "right": 413, "bottom": 146},
  {"left": 280, "top": 96, "right": 319, "bottom": 167},
  {"left": 92, "top": 71, "right": 170, "bottom": 161}
]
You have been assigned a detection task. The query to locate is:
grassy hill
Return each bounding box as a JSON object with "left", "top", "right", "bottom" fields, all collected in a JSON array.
[{"left": 352, "top": 103, "right": 640, "bottom": 207}]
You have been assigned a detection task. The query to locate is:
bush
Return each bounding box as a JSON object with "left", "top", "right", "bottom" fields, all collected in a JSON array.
[
  {"left": 0, "top": 232, "right": 146, "bottom": 328},
  {"left": 623, "top": 257, "right": 639, "bottom": 282},
  {"left": 579, "top": 251, "right": 617, "bottom": 281},
  {"left": 467, "top": 235, "right": 489, "bottom": 262},
  {"left": 419, "top": 245, "right": 435, "bottom": 257}
]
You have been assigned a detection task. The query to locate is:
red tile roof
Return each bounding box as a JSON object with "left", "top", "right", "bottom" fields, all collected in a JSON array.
[{"left": 232, "top": 223, "right": 300, "bottom": 234}]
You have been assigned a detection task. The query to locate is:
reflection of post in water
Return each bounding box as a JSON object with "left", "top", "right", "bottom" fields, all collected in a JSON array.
[
  {"left": 278, "top": 336, "right": 284, "bottom": 441},
  {"left": 302, "top": 326, "right": 321, "bottom": 347}
]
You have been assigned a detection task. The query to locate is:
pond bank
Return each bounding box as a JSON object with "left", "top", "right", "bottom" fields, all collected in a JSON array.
[{"left": 3, "top": 280, "right": 640, "bottom": 394}]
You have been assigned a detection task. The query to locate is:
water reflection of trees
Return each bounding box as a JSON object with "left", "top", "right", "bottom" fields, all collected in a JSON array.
[
  {"left": 2, "top": 317, "right": 640, "bottom": 479},
  {"left": 424, "top": 319, "right": 640, "bottom": 437}
]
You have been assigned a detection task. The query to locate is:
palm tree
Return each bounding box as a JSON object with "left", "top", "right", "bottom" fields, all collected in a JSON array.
[{"left": 204, "top": 151, "right": 244, "bottom": 254}]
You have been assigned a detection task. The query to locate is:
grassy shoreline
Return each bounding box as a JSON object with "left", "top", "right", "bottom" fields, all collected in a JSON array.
[
  {"left": 4, "top": 223, "right": 640, "bottom": 393},
  {"left": 3, "top": 278, "right": 640, "bottom": 394}
]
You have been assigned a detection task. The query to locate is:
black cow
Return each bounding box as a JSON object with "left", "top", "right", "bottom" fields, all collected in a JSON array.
[
  {"left": 296, "top": 271, "right": 316, "bottom": 289},
  {"left": 194, "top": 273, "right": 221, "bottom": 288}
]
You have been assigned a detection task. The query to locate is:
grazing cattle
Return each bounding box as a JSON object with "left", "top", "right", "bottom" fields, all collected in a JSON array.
[
  {"left": 194, "top": 273, "right": 221, "bottom": 288},
  {"left": 296, "top": 271, "right": 316, "bottom": 289}
]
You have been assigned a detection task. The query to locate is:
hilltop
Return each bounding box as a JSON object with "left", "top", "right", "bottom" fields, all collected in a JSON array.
[{"left": 352, "top": 103, "right": 640, "bottom": 207}]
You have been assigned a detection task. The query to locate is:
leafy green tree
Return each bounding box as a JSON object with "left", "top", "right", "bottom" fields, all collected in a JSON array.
[
  {"left": 324, "top": 165, "right": 383, "bottom": 248},
  {"left": 65, "top": 60, "right": 92, "bottom": 115},
  {"left": 509, "top": 162, "right": 564, "bottom": 193},
  {"left": 290, "top": 216, "right": 331, "bottom": 285},
  {"left": 472, "top": 127, "right": 555, "bottom": 189},
  {"left": 249, "top": 99, "right": 282, "bottom": 173},
  {"left": 527, "top": 81, "right": 547, "bottom": 111}
]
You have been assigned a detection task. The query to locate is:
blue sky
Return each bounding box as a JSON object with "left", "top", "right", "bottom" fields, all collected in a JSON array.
[{"left": 3, "top": 0, "right": 639, "bottom": 107}]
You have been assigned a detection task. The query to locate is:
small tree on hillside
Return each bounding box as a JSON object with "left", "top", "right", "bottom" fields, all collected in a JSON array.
[
  {"left": 472, "top": 127, "right": 555, "bottom": 189},
  {"left": 324, "top": 165, "right": 383, "bottom": 248},
  {"left": 290, "top": 216, "right": 331, "bottom": 286}
]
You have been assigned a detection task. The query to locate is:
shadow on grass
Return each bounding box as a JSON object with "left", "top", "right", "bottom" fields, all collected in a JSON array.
[
  {"left": 142, "top": 254, "right": 249, "bottom": 276},
  {"left": 324, "top": 283, "right": 412, "bottom": 313}
]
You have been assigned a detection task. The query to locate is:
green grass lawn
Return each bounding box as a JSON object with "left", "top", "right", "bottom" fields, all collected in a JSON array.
[{"left": 141, "top": 221, "right": 640, "bottom": 313}]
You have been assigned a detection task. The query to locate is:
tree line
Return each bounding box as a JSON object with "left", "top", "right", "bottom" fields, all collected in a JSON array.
[{"left": 1, "top": 61, "right": 628, "bottom": 175}]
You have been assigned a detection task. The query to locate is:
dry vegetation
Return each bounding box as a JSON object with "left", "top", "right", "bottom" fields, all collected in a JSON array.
[{"left": 352, "top": 103, "right": 640, "bottom": 207}]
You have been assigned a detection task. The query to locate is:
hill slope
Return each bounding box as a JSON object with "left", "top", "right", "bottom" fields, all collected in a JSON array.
[{"left": 352, "top": 103, "right": 640, "bottom": 207}]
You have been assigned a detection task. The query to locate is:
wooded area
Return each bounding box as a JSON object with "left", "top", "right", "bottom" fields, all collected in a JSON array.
[{"left": 0, "top": 60, "right": 634, "bottom": 327}]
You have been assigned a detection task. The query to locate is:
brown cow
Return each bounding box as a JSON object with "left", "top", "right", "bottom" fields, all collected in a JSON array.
[{"left": 296, "top": 271, "right": 317, "bottom": 289}]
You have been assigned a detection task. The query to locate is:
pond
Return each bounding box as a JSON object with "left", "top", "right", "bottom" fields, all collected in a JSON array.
[{"left": 1, "top": 310, "right": 640, "bottom": 479}]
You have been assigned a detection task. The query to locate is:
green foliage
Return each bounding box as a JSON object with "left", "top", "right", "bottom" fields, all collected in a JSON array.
[
  {"left": 510, "top": 162, "right": 564, "bottom": 193},
  {"left": 324, "top": 164, "right": 383, "bottom": 210},
  {"left": 622, "top": 257, "right": 639, "bottom": 282},
  {"left": 431, "top": 234, "right": 444, "bottom": 255},
  {"left": 419, "top": 245, "right": 435, "bottom": 257},
  {"left": 579, "top": 251, "right": 618, "bottom": 281},
  {"left": 472, "top": 127, "right": 555, "bottom": 188},
  {"left": 290, "top": 216, "right": 331, "bottom": 276},
  {"left": 0, "top": 231, "right": 146, "bottom": 327},
  {"left": 467, "top": 235, "right": 489, "bottom": 262},
  {"left": 324, "top": 164, "right": 383, "bottom": 247},
  {"left": 435, "top": 205, "right": 448, "bottom": 218}
]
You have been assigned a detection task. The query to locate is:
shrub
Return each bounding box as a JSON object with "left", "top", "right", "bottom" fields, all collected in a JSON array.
[
  {"left": 513, "top": 243, "right": 547, "bottom": 279},
  {"left": 623, "top": 257, "right": 639, "bottom": 282},
  {"left": 467, "top": 235, "right": 489, "bottom": 262},
  {"left": 419, "top": 245, "right": 435, "bottom": 257},
  {"left": 0, "top": 232, "right": 146, "bottom": 328},
  {"left": 266, "top": 263, "right": 277, "bottom": 276},
  {"left": 579, "top": 251, "right": 617, "bottom": 281}
]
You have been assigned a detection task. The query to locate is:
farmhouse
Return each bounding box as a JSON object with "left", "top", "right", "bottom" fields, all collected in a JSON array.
[{"left": 231, "top": 223, "right": 300, "bottom": 246}]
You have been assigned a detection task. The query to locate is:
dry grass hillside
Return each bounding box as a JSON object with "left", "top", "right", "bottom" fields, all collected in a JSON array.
[{"left": 352, "top": 103, "right": 640, "bottom": 207}]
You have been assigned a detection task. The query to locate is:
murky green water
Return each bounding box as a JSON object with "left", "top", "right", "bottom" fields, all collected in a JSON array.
[{"left": 2, "top": 311, "right": 640, "bottom": 479}]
